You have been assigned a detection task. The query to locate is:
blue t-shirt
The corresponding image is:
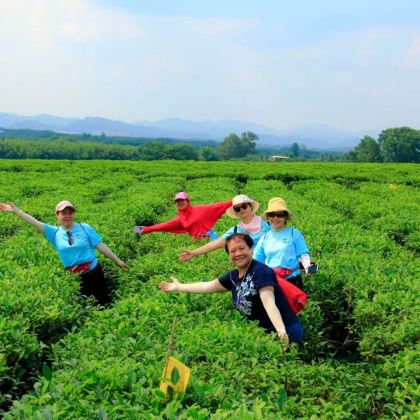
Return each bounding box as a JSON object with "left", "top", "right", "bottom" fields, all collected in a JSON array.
[
  {"left": 43, "top": 223, "right": 102, "bottom": 269},
  {"left": 218, "top": 259, "right": 300, "bottom": 333},
  {"left": 222, "top": 220, "right": 271, "bottom": 245},
  {"left": 253, "top": 227, "right": 309, "bottom": 278},
  {"left": 206, "top": 229, "right": 219, "bottom": 241}
]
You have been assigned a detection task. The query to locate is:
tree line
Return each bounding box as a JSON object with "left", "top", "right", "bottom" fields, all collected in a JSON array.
[
  {"left": 0, "top": 132, "right": 336, "bottom": 161},
  {"left": 1, "top": 126, "right": 417, "bottom": 162},
  {"left": 345, "top": 127, "right": 419, "bottom": 163},
  {"left": 0, "top": 132, "right": 261, "bottom": 161}
]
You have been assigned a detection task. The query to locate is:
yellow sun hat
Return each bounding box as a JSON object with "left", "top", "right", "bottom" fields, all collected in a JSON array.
[{"left": 261, "top": 197, "right": 292, "bottom": 219}]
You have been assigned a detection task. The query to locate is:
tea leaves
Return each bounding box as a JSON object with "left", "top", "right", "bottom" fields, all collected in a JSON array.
[{"left": 0, "top": 160, "right": 418, "bottom": 418}]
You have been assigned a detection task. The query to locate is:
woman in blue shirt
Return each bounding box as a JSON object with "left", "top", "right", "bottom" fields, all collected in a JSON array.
[
  {"left": 179, "top": 194, "right": 270, "bottom": 262},
  {"left": 0, "top": 200, "right": 128, "bottom": 305},
  {"left": 253, "top": 197, "right": 314, "bottom": 291}
]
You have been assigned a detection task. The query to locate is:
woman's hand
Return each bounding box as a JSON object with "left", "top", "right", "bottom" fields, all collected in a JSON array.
[
  {"left": 116, "top": 260, "right": 129, "bottom": 270},
  {"left": 133, "top": 226, "right": 144, "bottom": 235},
  {"left": 277, "top": 331, "right": 289, "bottom": 350},
  {"left": 179, "top": 250, "right": 196, "bottom": 262},
  {"left": 0, "top": 202, "right": 17, "bottom": 213},
  {"left": 158, "top": 276, "right": 180, "bottom": 292},
  {"left": 305, "top": 263, "right": 318, "bottom": 277}
]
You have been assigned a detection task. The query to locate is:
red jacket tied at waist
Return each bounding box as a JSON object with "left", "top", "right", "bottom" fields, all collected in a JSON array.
[{"left": 142, "top": 200, "right": 232, "bottom": 240}]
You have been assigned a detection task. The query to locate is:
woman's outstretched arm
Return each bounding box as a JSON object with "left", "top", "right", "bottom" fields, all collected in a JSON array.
[
  {"left": 159, "top": 276, "right": 227, "bottom": 293},
  {"left": 0, "top": 202, "right": 44, "bottom": 234},
  {"left": 259, "top": 286, "right": 289, "bottom": 348},
  {"left": 179, "top": 237, "right": 226, "bottom": 262},
  {"left": 95, "top": 242, "right": 128, "bottom": 270}
]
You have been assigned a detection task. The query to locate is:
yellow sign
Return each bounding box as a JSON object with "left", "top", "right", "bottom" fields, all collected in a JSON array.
[{"left": 159, "top": 356, "right": 190, "bottom": 397}]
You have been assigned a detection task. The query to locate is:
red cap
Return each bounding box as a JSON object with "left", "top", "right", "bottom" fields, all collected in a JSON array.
[
  {"left": 55, "top": 200, "right": 76, "bottom": 213},
  {"left": 174, "top": 192, "right": 189, "bottom": 201}
]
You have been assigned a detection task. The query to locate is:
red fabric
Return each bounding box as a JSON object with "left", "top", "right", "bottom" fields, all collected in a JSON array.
[
  {"left": 142, "top": 200, "right": 232, "bottom": 240},
  {"left": 273, "top": 268, "right": 307, "bottom": 314},
  {"left": 66, "top": 260, "right": 93, "bottom": 275},
  {"left": 274, "top": 267, "right": 294, "bottom": 279}
]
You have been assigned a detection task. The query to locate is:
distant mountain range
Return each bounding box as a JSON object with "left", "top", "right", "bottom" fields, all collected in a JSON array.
[{"left": 0, "top": 112, "right": 375, "bottom": 150}]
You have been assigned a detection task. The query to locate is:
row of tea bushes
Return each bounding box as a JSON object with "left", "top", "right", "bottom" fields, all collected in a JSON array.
[{"left": 1, "top": 160, "right": 418, "bottom": 417}]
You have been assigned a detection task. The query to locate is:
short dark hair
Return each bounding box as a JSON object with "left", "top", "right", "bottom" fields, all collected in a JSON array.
[{"left": 224, "top": 233, "right": 254, "bottom": 253}]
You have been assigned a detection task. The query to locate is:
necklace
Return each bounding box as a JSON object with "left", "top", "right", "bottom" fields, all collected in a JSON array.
[{"left": 231, "top": 260, "right": 253, "bottom": 287}]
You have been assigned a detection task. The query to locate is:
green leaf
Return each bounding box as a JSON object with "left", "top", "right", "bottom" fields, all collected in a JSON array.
[
  {"left": 154, "top": 389, "right": 166, "bottom": 399},
  {"left": 167, "top": 385, "right": 174, "bottom": 400},
  {"left": 171, "top": 367, "right": 180, "bottom": 385},
  {"left": 42, "top": 364, "right": 52, "bottom": 381},
  {"left": 98, "top": 407, "right": 108, "bottom": 420},
  {"left": 278, "top": 387, "right": 288, "bottom": 409}
]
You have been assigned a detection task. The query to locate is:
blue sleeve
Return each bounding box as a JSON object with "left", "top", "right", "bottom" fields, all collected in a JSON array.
[
  {"left": 261, "top": 221, "right": 271, "bottom": 234},
  {"left": 222, "top": 226, "right": 236, "bottom": 240},
  {"left": 218, "top": 272, "right": 233, "bottom": 291},
  {"left": 252, "top": 234, "right": 266, "bottom": 263},
  {"left": 81, "top": 223, "right": 102, "bottom": 247},
  {"left": 293, "top": 229, "right": 309, "bottom": 257},
  {"left": 252, "top": 264, "right": 278, "bottom": 291},
  {"left": 43, "top": 224, "right": 58, "bottom": 247}
]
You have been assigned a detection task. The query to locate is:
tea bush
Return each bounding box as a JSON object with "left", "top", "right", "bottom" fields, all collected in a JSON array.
[{"left": 0, "top": 160, "right": 418, "bottom": 417}]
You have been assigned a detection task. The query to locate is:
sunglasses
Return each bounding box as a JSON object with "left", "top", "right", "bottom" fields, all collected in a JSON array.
[
  {"left": 66, "top": 231, "right": 74, "bottom": 246},
  {"left": 175, "top": 199, "right": 187, "bottom": 203},
  {"left": 266, "top": 211, "right": 288, "bottom": 218},
  {"left": 233, "top": 203, "right": 249, "bottom": 212}
]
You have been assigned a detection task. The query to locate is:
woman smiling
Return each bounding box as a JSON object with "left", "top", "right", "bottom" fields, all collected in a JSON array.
[
  {"left": 179, "top": 194, "right": 270, "bottom": 262},
  {"left": 253, "top": 197, "right": 314, "bottom": 291},
  {"left": 0, "top": 200, "right": 128, "bottom": 306},
  {"left": 161, "top": 233, "right": 303, "bottom": 347},
  {"left": 134, "top": 191, "right": 231, "bottom": 242}
]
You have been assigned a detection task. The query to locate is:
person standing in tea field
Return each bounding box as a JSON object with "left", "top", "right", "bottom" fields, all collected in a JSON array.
[
  {"left": 253, "top": 197, "right": 316, "bottom": 291},
  {"left": 159, "top": 233, "right": 303, "bottom": 347},
  {"left": 179, "top": 194, "right": 270, "bottom": 262},
  {"left": 133, "top": 192, "right": 232, "bottom": 241},
  {"left": 0, "top": 200, "right": 128, "bottom": 306}
]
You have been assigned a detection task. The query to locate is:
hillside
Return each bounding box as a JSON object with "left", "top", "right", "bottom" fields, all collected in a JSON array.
[{"left": 0, "top": 112, "right": 363, "bottom": 149}]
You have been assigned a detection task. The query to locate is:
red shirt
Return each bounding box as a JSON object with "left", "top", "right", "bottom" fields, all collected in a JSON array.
[{"left": 142, "top": 200, "right": 232, "bottom": 240}]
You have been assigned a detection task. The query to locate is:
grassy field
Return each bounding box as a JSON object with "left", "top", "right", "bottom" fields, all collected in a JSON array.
[{"left": 0, "top": 160, "right": 419, "bottom": 418}]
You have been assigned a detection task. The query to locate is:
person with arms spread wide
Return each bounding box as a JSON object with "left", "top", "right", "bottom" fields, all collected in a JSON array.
[
  {"left": 159, "top": 233, "right": 303, "bottom": 347},
  {"left": 134, "top": 192, "right": 232, "bottom": 241},
  {"left": 0, "top": 200, "right": 128, "bottom": 306},
  {"left": 179, "top": 194, "right": 270, "bottom": 261}
]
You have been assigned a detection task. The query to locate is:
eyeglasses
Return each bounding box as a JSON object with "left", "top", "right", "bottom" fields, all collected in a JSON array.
[
  {"left": 66, "top": 231, "right": 74, "bottom": 246},
  {"left": 266, "top": 211, "right": 288, "bottom": 218},
  {"left": 175, "top": 199, "right": 187, "bottom": 203},
  {"left": 233, "top": 203, "right": 249, "bottom": 212}
]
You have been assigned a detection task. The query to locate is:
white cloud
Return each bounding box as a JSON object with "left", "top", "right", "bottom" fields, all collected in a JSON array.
[
  {"left": 400, "top": 33, "right": 420, "bottom": 70},
  {"left": 0, "top": 1, "right": 419, "bottom": 131}
]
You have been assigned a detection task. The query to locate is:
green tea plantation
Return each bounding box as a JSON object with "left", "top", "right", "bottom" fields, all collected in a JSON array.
[{"left": 0, "top": 160, "right": 419, "bottom": 419}]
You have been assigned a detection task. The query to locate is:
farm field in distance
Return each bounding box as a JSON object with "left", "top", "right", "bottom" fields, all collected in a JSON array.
[{"left": 0, "top": 159, "right": 419, "bottom": 418}]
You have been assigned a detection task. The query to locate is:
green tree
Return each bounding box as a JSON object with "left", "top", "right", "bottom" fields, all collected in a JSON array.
[
  {"left": 217, "top": 133, "right": 242, "bottom": 159},
  {"left": 217, "top": 131, "right": 258, "bottom": 160},
  {"left": 164, "top": 144, "right": 198, "bottom": 160},
  {"left": 348, "top": 135, "right": 382, "bottom": 162},
  {"left": 138, "top": 141, "right": 165, "bottom": 160},
  {"left": 378, "top": 127, "right": 420, "bottom": 163},
  {"left": 240, "top": 131, "right": 258, "bottom": 155},
  {"left": 290, "top": 142, "right": 300, "bottom": 158},
  {"left": 198, "top": 147, "right": 220, "bottom": 161}
]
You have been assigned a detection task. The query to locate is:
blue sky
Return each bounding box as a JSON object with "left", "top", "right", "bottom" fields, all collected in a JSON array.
[{"left": 0, "top": 0, "right": 419, "bottom": 132}]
